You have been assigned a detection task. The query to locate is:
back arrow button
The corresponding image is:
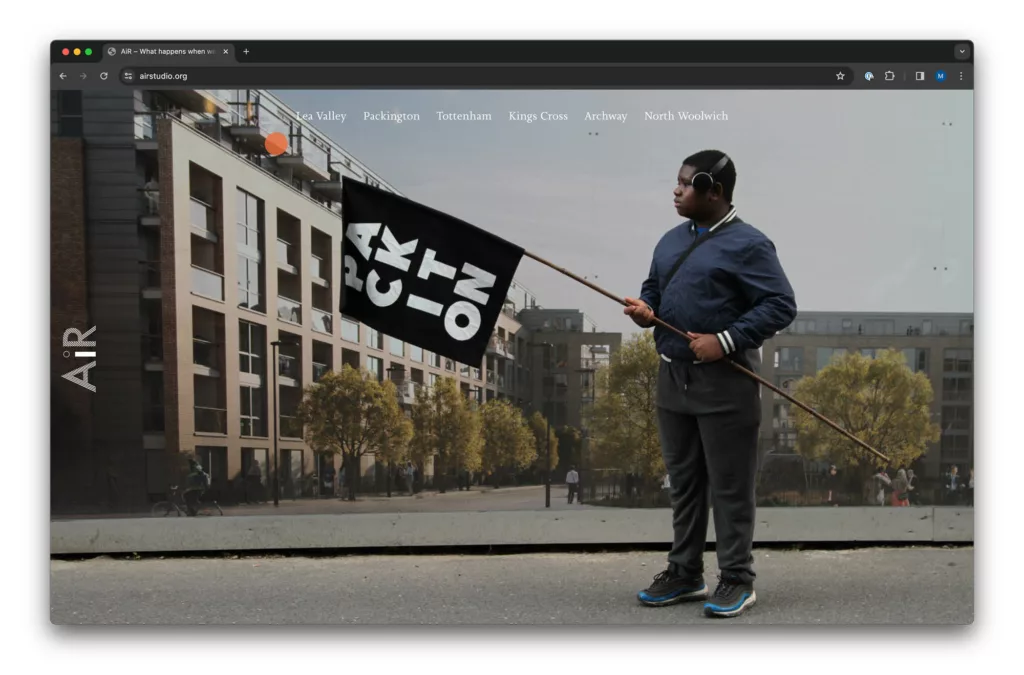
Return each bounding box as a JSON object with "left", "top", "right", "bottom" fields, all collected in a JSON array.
[{"left": 59, "top": 73, "right": 66, "bottom": 80}]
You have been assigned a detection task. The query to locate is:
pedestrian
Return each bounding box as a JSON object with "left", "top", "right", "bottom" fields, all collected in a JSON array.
[
  {"left": 322, "top": 461, "right": 336, "bottom": 499},
  {"left": 565, "top": 465, "right": 580, "bottom": 504},
  {"left": 183, "top": 458, "right": 210, "bottom": 517},
  {"left": 967, "top": 468, "right": 974, "bottom": 506},
  {"left": 944, "top": 465, "right": 961, "bottom": 505},
  {"left": 906, "top": 469, "right": 918, "bottom": 506},
  {"left": 405, "top": 461, "right": 416, "bottom": 495},
  {"left": 870, "top": 467, "right": 892, "bottom": 506},
  {"left": 890, "top": 469, "right": 911, "bottom": 507},
  {"left": 824, "top": 464, "right": 840, "bottom": 506},
  {"left": 624, "top": 150, "right": 797, "bottom": 618}
]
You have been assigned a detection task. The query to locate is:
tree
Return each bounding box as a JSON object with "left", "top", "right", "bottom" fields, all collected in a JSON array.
[
  {"left": 409, "top": 377, "right": 482, "bottom": 493},
  {"left": 589, "top": 332, "right": 663, "bottom": 497},
  {"left": 527, "top": 411, "right": 559, "bottom": 482},
  {"left": 295, "top": 365, "right": 406, "bottom": 501},
  {"left": 374, "top": 381, "right": 414, "bottom": 496},
  {"left": 481, "top": 400, "right": 536, "bottom": 485},
  {"left": 790, "top": 349, "right": 940, "bottom": 479}
]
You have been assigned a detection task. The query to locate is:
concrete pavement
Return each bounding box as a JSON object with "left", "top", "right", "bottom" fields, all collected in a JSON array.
[
  {"left": 49, "top": 547, "right": 973, "bottom": 625},
  {"left": 51, "top": 502, "right": 974, "bottom": 555}
]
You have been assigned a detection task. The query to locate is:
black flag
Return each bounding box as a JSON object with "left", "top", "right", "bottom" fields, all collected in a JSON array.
[{"left": 340, "top": 178, "right": 525, "bottom": 366}]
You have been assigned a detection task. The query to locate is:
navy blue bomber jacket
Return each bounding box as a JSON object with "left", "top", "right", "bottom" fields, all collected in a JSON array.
[{"left": 639, "top": 218, "right": 797, "bottom": 362}]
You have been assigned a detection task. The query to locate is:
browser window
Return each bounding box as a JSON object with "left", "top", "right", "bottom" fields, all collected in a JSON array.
[{"left": 49, "top": 40, "right": 973, "bottom": 624}]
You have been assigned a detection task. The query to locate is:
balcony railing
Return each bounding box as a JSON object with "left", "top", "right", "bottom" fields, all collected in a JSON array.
[
  {"left": 278, "top": 353, "right": 300, "bottom": 380},
  {"left": 312, "top": 308, "right": 332, "bottom": 334},
  {"left": 341, "top": 318, "right": 359, "bottom": 343},
  {"left": 276, "top": 239, "right": 295, "bottom": 268},
  {"left": 277, "top": 295, "right": 301, "bottom": 324},
  {"left": 486, "top": 370, "right": 496, "bottom": 385},
  {"left": 313, "top": 361, "right": 330, "bottom": 382},
  {"left": 472, "top": 368, "right": 482, "bottom": 381},
  {"left": 293, "top": 131, "right": 331, "bottom": 174},
  {"left": 488, "top": 336, "right": 515, "bottom": 359},
  {"left": 460, "top": 365, "right": 470, "bottom": 377},
  {"left": 140, "top": 187, "right": 160, "bottom": 216},
  {"left": 310, "top": 255, "right": 325, "bottom": 281},
  {"left": 195, "top": 406, "right": 227, "bottom": 434},
  {"left": 498, "top": 374, "right": 506, "bottom": 389},
  {"left": 190, "top": 197, "right": 215, "bottom": 236},
  {"left": 191, "top": 265, "right": 224, "bottom": 301},
  {"left": 279, "top": 415, "right": 303, "bottom": 439},
  {"left": 193, "top": 338, "right": 218, "bottom": 370}
]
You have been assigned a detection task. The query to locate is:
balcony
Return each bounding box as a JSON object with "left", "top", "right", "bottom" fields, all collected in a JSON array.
[
  {"left": 394, "top": 381, "right": 421, "bottom": 406},
  {"left": 277, "top": 131, "right": 331, "bottom": 181},
  {"left": 189, "top": 197, "right": 217, "bottom": 242},
  {"left": 313, "top": 361, "right": 330, "bottom": 382},
  {"left": 277, "top": 239, "right": 298, "bottom": 274},
  {"left": 486, "top": 370, "right": 496, "bottom": 385},
  {"left": 227, "top": 98, "right": 292, "bottom": 149},
  {"left": 163, "top": 89, "right": 230, "bottom": 115},
  {"left": 310, "top": 255, "right": 328, "bottom": 286},
  {"left": 139, "top": 187, "right": 161, "bottom": 227},
  {"left": 193, "top": 338, "right": 219, "bottom": 377},
  {"left": 278, "top": 353, "right": 300, "bottom": 385},
  {"left": 279, "top": 415, "right": 303, "bottom": 439},
  {"left": 312, "top": 308, "right": 332, "bottom": 335},
  {"left": 195, "top": 406, "right": 227, "bottom": 434},
  {"left": 277, "top": 296, "right": 302, "bottom": 325},
  {"left": 140, "top": 262, "right": 161, "bottom": 299},
  {"left": 498, "top": 374, "right": 506, "bottom": 389},
  {"left": 142, "top": 334, "right": 163, "bottom": 371},
  {"left": 472, "top": 368, "right": 482, "bottom": 381},
  {"left": 487, "top": 336, "right": 515, "bottom": 360},
  {"left": 191, "top": 265, "right": 224, "bottom": 302}
]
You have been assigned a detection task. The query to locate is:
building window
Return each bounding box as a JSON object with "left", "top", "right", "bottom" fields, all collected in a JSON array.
[
  {"left": 367, "top": 356, "right": 383, "bottom": 382},
  {"left": 238, "top": 320, "right": 265, "bottom": 375},
  {"left": 816, "top": 348, "right": 847, "bottom": 372},
  {"left": 429, "top": 373, "right": 439, "bottom": 387},
  {"left": 410, "top": 345, "right": 423, "bottom": 363},
  {"left": 943, "top": 349, "right": 973, "bottom": 374},
  {"left": 366, "top": 327, "right": 383, "bottom": 350},
  {"left": 241, "top": 448, "right": 269, "bottom": 485},
  {"left": 236, "top": 189, "right": 263, "bottom": 253},
  {"left": 240, "top": 385, "right": 266, "bottom": 437},
  {"left": 429, "top": 352, "right": 441, "bottom": 368},
  {"left": 774, "top": 376, "right": 801, "bottom": 400},
  {"left": 774, "top": 347, "right": 803, "bottom": 372},
  {"left": 389, "top": 338, "right": 404, "bottom": 357},
  {"left": 941, "top": 406, "right": 972, "bottom": 432},
  {"left": 772, "top": 403, "right": 793, "bottom": 430},
  {"left": 794, "top": 319, "right": 817, "bottom": 334},
  {"left": 236, "top": 255, "right": 263, "bottom": 312},
  {"left": 341, "top": 316, "right": 359, "bottom": 343},
  {"left": 942, "top": 376, "right": 973, "bottom": 402},
  {"left": 901, "top": 348, "right": 929, "bottom": 373},
  {"left": 56, "top": 91, "right": 84, "bottom": 137}
]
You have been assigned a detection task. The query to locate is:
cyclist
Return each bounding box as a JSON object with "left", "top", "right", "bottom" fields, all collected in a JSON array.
[{"left": 183, "top": 458, "right": 211, "bottom": 516}]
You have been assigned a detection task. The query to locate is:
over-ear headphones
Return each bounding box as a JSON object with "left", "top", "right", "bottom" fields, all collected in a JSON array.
[{"left": 690, "top": 153, "right": 731, "bottom": 194}]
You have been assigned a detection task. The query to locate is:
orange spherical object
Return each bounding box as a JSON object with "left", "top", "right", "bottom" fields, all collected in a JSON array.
[{"left": 265, "top": 132, "right": 288, "bottom": 156}]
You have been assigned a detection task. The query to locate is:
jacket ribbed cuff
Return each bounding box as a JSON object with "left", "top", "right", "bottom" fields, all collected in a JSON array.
[{"left": 716, "top": 329, "right": 736, "bottom": 355}]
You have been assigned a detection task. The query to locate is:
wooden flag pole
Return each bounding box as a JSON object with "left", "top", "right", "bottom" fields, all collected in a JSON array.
[{"left": 522, "top": 250, "right": 890, "bottom": 464}]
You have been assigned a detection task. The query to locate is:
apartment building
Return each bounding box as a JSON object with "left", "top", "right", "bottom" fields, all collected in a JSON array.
[
  {"left": 51, "top": 87, "right": 533, "bottom": 510},
  {"left": 759, "top": 311, "right": 974, "bottom": 479}
]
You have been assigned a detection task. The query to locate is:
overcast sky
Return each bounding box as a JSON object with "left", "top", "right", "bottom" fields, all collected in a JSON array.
[{"left": 277, "top": 89, "right": 974, "bottom": 336}]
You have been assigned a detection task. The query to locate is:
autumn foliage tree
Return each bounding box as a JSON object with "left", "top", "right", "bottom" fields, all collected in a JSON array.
[
  {"left": 527, "top": 410, "right": 559, "bottom": 482},
  {"left": 409, "top": 376, "right": 482, "bottom": 493},
  {"left": 791, "top": 349, "right": 940, "bottom": 478},
  {"left": 480, "top": 399, "right": 536, "bottom": 485},
  {"left": 589, "top": 332, "right": 663, "bottom": 495},
  {"left": 295, "top": 365, "right": 408, "bottom": 500}
]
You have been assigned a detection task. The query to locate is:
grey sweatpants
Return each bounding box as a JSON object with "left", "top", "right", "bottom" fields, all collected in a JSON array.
[{"left": 656, "top": 352, "right": 761, "bottom": 585}]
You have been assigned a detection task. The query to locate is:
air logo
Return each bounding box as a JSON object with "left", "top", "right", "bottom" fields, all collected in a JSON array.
[{"left": 61, "top": 326, "right": 97, "bottom": 393}]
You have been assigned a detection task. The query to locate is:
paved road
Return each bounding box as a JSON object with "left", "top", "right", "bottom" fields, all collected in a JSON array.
[{"left": 50, "top": 546, "right": 972, "bottom": 625}]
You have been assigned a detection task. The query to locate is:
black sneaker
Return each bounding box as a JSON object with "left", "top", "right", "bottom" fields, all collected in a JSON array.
[
  {"left": 637, "top": 569, "right": 708, "bottom": 607},
  {"left": 703, "top": 575, "right": 756, "bottom": 618}
]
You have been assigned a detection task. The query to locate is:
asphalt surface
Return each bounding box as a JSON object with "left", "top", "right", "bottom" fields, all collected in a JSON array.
[{"left": 50, "top": 547, "right": 973, "bottom": 625}]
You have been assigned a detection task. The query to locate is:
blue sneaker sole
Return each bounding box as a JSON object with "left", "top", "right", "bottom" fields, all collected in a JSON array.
[
  {"left": 703, "top": 590, "right": 757, "bottom": 618},
  {"left": 637, "top": 584, "right": 709, "bottom": 607}
]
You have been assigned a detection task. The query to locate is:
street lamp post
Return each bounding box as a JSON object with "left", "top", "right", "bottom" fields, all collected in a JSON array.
[{"left": 531, "top": 341, "right": 554, "bottom": 508}]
